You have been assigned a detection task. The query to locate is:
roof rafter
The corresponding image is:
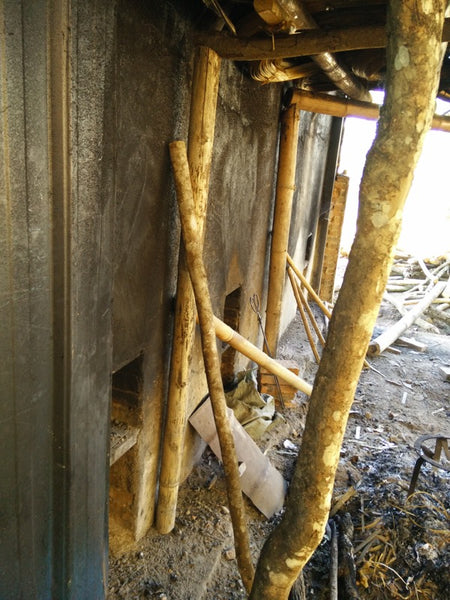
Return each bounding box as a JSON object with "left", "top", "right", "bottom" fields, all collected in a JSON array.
[{"left": 197, "top": 18, "right": 450, "bottom": 61}]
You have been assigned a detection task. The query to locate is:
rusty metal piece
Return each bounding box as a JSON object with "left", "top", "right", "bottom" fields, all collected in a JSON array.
[
  {"left": 407, "top": 434, "right": 450, "bottom": 497},
  {"left": 250, "top": 294, "right": 285, "bottom": 408}
]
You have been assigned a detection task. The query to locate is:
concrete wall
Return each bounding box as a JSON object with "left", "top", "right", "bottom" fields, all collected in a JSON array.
[
  {"left": 280, "top": 110, "right": 334, "bottom": 335},
  {"left": 0, "top": 0, "right": 336, "bottom": 595},
  {"left": 110, "top": 1, "right": 282, "bottom": 507},
  {"left": 0, "top": 1, "right": 115, "bottom": 598}
]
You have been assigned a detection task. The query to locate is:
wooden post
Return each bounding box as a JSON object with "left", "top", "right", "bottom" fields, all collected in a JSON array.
[
  {"left": 265, "top": 102, "right": 301, "bottom": 356},
  {"left": 169, "top": 141, "right": 254, "bottom": 593},
  {"left": 156, "top": 47, "right": 220, "bottom": 534},
  {"left": 319, "top": 174, "right": 349, "bottom": 303}
]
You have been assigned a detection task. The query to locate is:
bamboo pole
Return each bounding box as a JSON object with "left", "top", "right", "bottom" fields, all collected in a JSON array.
[
  {"left": 169, "top": 141, "right": 254, "bottom": 593},
  {"left": 368, "top": 281, "right": 446, "bottom": 355},
  {"left": 265, "top": 102, "right": 301, "bottom": 356},
  {"left": 287, "top": 253, "right": 332, "bottom": 318},
  {"left": 290, "top": 90, "right": 450, "bottom": 133},
  {"left": 156, "top": 47, "right": 220, "bottom": 534},
  {"left": 296, "top": 280, "right": 326, "bottom": 347},
  {"left": 287, "top": 267, "right": 320, "bottom": 363},
  {"left": 212, "top": 315, "right": 313, "bottom": 396},
  {"left": 287, "top": 256, "right": 373, "bottom": 369}
]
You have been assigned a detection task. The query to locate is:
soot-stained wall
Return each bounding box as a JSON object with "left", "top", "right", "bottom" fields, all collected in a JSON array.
[
  {"left": 110, "top": 0, "right": 334, "bottom": 486},
  {"left": 110, "top": 0, "right": 283, "bottom": 536},
  {"left": 112, "top": 1, "right": 190, "bottom": 372},
  {"left": 0, "top": 0, "right": 336, "bottom": 593},
  {"left": 112, "top": 0, "right": 282, "bottom": 411}
]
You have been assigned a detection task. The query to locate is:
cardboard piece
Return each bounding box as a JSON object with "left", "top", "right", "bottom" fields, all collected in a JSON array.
[{"left": 189, "top": 398, "right": 286, "bottom": 518}]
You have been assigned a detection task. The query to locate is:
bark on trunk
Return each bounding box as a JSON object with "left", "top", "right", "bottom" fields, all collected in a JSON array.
[
  {"left": 169, "top": 142, "right": 255, "bottom": 593},
  {"left": 249, "top": 2, "right": 447, "bottom": 598},
  {"left": 197, "top": 19, "right": 450, "bottom": 61}
]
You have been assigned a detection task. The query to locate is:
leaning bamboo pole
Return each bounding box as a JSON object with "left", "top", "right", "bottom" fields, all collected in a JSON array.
[
  {"left": 287, "top": 255, "right": 371, "bottom": 369},
  {"left": 287, "top": 267, "right": 320, "bottom": 363},
  {"left": 212, "top": 315, "right": 313, "bottom": 396},
  {"left": 296, "top": 279, "right": 327, "bottom": 347},
  {"left": 169, "top": 141, "right": 254, "bottom": 593},
  {"left": 287, "top": 253, "right": 332, "bottom": 319},
  {"left": 290, "top": 90, "right": 450, "bottom": 133},
  {"left": 156, "top": 47, "right": 220, "bottom": 535},
  {"left": 265, "top": 102, "right": 301, "bottom": 356}
]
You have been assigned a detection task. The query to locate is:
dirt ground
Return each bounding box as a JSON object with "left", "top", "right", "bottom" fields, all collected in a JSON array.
[{"left": 108, "top": 280, "right": 450, "bottom": 599}]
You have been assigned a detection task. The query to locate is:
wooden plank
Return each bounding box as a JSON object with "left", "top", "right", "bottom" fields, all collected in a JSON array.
[
  {"left": 319, "top": 175, "right": 349, "bottom": 303},
  {"left": 368, "top": 282, "right": 446, "bottom": 356},
  {"left": 394, "top": 336, "right": 427, "bottom": 352},
  {"left": 110, "top": 422, "right": 139, "bottom": 466}
]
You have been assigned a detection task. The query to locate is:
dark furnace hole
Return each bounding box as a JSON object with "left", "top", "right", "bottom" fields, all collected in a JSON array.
[
  {"left": 221, "top": 287, "right": 242, "bottom": 389},
  {"left": 109, "top": 355, "right": 143, "bottom": 543}
]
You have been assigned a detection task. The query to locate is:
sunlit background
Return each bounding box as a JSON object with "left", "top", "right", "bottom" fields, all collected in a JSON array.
[{"left": 338, "top": 92, "right": 450, "bottom": 258}]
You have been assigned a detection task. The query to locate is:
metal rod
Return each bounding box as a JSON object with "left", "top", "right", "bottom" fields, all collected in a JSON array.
[{"left": 250, "top": 294, "right": 285, "bottom": 409}]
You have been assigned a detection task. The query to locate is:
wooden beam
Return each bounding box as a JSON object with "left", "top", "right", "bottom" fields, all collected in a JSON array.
[
  {"left": 196, "top": 18, "right": 450, "bottom": 61},
  {"left": 290, "top": 90, "right": 450, "bottom": 133}
]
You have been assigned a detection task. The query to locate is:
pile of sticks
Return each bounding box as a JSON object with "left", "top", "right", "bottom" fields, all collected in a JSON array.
[
  {"left": 354, "top": 490, "right": 449, "bottom": 599},
  {"left": 368, "top": 254, "right": 449, "bottom": 355},
  {"left": 386, "top": 254, "right": 449, "bottom": 318}
]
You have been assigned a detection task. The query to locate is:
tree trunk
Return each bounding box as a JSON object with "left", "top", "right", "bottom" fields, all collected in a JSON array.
[
  {"left": 249, "top": 2, "right": 447, "bottom": 598},
  {"left": 169, "top": 142, "right": 255, "bottom": 593}
]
